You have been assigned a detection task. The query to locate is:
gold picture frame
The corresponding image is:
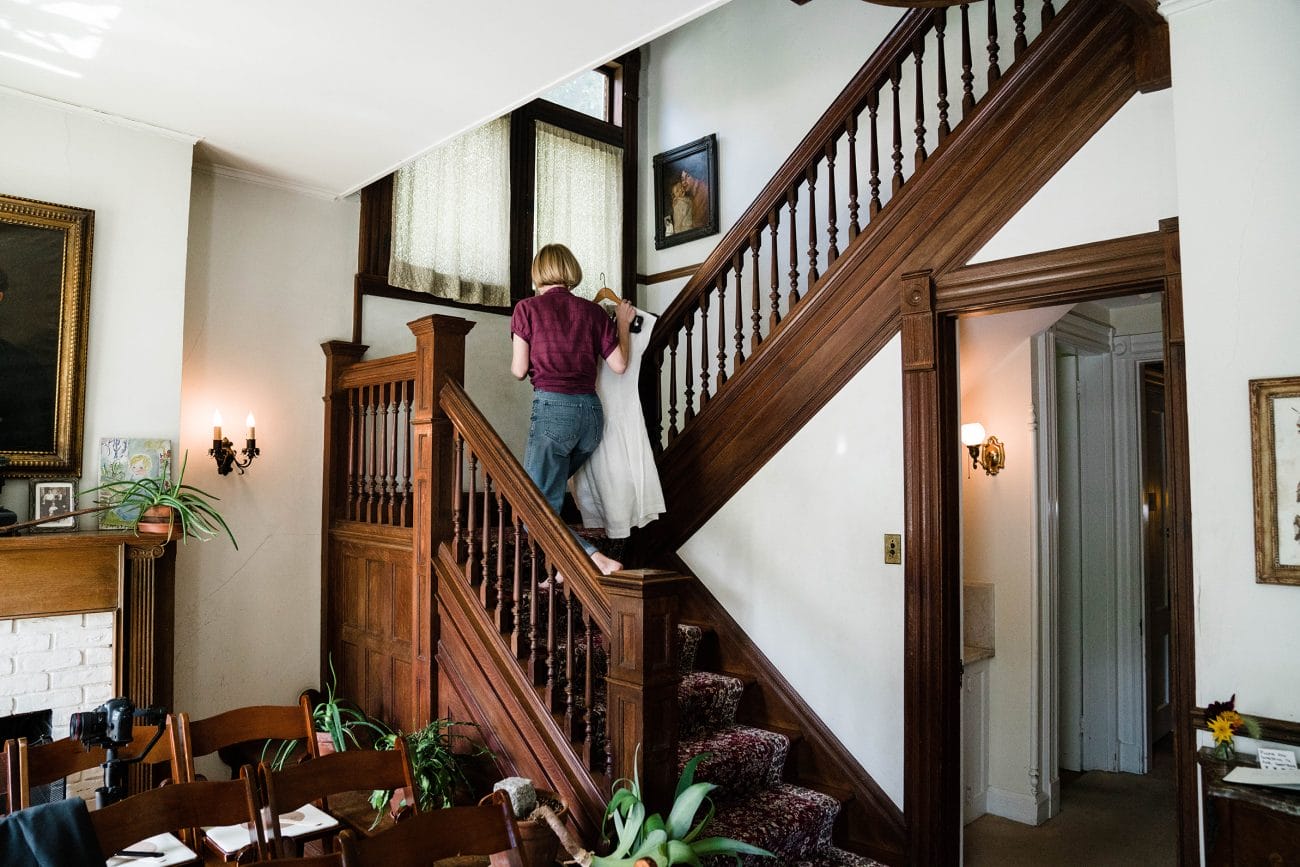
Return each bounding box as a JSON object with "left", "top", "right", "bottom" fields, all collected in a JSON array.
[
  {"left": 0, "top": 193, "right": 94, "bottom": 478},
  {"left": 1249, "top": 375, "right": 1300, "bottom": 585}
]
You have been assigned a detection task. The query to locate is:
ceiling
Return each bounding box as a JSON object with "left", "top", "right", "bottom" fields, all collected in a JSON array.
[{"left": 0, "top": 0, "right": 729, "bottom": 198}]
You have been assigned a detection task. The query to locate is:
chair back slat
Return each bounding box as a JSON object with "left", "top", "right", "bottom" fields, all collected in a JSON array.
[
  {"left": 338, "top": 791, "right": 522, "bottom": 867},
  {"left": 172, "top": 696, "right": 316, "bottom": 783},
  {"left": 3, "top": 726, "right": 173, "bottom": 812},
  {"left": 89, "top": 776, "right": 265, "bottom": 861}
]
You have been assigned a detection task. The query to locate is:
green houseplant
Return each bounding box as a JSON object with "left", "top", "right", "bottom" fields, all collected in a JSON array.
[
  {"left": 368, "top": 718, "right": 492, "bottom": 818},
  {"left": 570, "top": 751, "right": 772, "bottom": 867},
  {"left": 81, "top": 450, "right": 237, "bottom": 547},
  {"left": 264, "top": 657, "right": 391, "bottom": 770}
]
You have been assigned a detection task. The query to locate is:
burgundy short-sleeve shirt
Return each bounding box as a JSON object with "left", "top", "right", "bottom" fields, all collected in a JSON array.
[{"left": 510, "top": 287, "right": 618, "bottom": 394}]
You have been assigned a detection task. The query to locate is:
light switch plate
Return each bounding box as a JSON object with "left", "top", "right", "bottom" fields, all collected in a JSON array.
[{"left": 884, "top": 533, "right": 902, "bottom": 564}]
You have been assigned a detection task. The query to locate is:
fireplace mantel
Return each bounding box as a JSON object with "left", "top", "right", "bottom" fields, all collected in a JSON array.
[{"left": 0, "top": 531, "right": 175, "bottom": 792}]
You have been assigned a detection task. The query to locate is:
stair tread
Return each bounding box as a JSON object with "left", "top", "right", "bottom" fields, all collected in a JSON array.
[
  {"left": 677, "top": 725, "right": 788, "bottom": 798},
  {"left": 791, "top": 846, "right": 886, "bottom": 867},
  {"left": 678, "top": 671, "right": 748, "bottom": 736},
  {"left": 706, "top": 783, "right": 841, "bottom": 862}
]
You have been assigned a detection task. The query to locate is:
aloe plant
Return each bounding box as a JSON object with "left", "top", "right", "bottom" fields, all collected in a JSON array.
[
  {"left": 583, "top": 751, "right": 773, "bottom": 867},
  {"left": 263, "top": 656, "right": 390, "bottom": 770},
  {"left": 81, "top": 451, "right": 237, "bottom": 548}
]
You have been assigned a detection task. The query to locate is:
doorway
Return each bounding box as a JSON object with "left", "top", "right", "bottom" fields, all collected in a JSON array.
[{"left": 901, "top": 221, "right": 1200, "bottom": 866}]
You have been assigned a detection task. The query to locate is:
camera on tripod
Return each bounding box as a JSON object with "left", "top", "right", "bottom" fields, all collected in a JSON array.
[{"left": 70, "top": 697, "right": 167, "bottom": 749}]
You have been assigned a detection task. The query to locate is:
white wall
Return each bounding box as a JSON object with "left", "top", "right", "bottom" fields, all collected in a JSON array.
[
  {"left": 176, "top": 171, "right": 356, "bottom": 718},
  {"left": 1164, "top": 0, "right": 1300, "bottom": 723},
  {"left": 680, "top": 337, "right": 907, "bottom": 804},
  {"left": 0, "top": 91, "right": 194, "bottom": 518}
]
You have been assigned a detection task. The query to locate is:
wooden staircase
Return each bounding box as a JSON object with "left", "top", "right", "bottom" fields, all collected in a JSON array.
[{"left": 317, "top": 2, "right": 1171, "bottom": 865}]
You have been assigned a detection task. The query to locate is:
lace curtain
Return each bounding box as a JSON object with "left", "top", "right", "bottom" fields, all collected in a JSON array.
[
  {"left": 389, "top": 116, "right": 511, "bottom": 307},
  {"left": 533, "top": 122, "right": 623, "bottom": 300}
]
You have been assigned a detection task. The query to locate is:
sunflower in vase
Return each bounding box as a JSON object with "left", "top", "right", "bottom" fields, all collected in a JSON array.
[{"left": 1205, "top": 694, "right": 1261, "bottom": 762}]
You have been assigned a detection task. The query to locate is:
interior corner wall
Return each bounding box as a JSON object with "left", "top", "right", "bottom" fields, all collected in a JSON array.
[
  {"left": 176, "top": 171, "right": 357, "bottom": 721},
  {"left": 0, "top": 92, "right": 194, "bottom": 518},
  {"left": 1164, "top": 0, "right": 1300, "bottom": 723}
]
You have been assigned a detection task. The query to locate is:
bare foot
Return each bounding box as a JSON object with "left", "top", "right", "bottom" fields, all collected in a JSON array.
[
  {"left": 590, "top": 551, "right": 623, "bottom": 575},
  {"left": 538, "top": 573, "right": 565, "bottom": 590}
]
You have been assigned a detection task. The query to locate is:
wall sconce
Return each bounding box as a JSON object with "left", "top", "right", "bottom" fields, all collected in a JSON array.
[
  {"left": 210, "top": 410, "right": 260, "bottom": 475},
  {"left": 960, "top": 422, "right": 1005, "bottom": 476}
]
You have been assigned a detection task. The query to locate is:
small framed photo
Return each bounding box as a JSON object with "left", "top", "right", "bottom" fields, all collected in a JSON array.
[
  {"left": 653, "top": 134, "right": 719, "bottom": 250},
  {"left": 30, "top": 479, "right": 77, "bottom": 530},
  {"left": 1249, "top": 375, "right": 1300, "bottom": 585}
]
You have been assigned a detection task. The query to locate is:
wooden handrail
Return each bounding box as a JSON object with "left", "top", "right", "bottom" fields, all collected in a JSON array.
[
  {"left": 438, "top": 380, "right": 612, "bottom": 633},
  {"left": 335, "top": 352, "right": 416, "bottom": 390}
]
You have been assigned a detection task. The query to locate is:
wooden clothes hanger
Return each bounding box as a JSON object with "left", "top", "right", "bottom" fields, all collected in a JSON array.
[{"left": 593, "top": 286, "right": 621, "bottom": 306}]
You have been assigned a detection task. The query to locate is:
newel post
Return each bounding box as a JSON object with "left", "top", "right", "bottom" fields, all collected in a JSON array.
[
  {"left": 408, "top": 315, "right": 476, "bottom": 724},
  {"left": 601, "top": 569, "right": 689, "bottom": 813}
]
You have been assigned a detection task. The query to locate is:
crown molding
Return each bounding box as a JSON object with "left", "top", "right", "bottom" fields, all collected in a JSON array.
[
  {"left": 1158, "top": 0, "right": 1220, "bottom": 19},
  {"left": 195, "top": 162, "right": 342, "bottom": 201},
  {"left": 0, "top": 85, "right": 200, "bottom": 144}
]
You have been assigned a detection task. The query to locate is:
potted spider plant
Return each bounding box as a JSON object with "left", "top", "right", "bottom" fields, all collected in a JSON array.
[
  {"left": 264, "top": 657, "right": 390, "bottom": 770},
  {"left": 81, "top": 450, "right": 237, "bottom": 548},
  {"left": 368, "top": 718, "right": 492, "bottom": 821}
]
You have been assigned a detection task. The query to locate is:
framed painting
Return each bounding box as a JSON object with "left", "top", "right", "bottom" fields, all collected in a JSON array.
[
  {"left": 653, "top": 134, "right": 719, "bottom": 250},
  {"left": 30, "top": 478, "right": 77, "bottom": 530},
  {"left": 0, "top": 194, "right": 94, "bottom": 478},
  {"left": 97, "top": 438, "right": 172, "bottom": 530},
  {"left": 1249, "top": 375, "right": 1300, "bottom": 585}
]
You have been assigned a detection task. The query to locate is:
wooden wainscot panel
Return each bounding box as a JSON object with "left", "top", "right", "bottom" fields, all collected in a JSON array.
[{"left": 0, "top": 543, "right": 119, "bottom": 619}]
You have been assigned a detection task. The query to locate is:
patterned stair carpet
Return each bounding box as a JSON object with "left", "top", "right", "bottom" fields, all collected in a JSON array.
[{"left": 674, "top": 625, "right": 883, "bottom": 867}]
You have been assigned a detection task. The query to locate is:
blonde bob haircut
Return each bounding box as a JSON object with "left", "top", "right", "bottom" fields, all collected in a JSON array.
[{"left": 531, "top": 244, "right": 583, "bottom": 290}]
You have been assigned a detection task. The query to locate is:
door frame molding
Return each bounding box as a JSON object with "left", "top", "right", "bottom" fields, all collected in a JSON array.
[{"left": 903, "top": 219, "right": 1198, "bottom": 865}]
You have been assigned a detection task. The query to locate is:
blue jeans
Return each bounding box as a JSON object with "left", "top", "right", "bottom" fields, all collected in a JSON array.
[{"left": 524, "top": 391, "right": 603, "bottom": 555}]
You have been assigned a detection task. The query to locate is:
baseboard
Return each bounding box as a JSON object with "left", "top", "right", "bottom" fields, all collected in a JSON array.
[{"left": 985, "top": 786, "right": 1051, "bottom": 826}]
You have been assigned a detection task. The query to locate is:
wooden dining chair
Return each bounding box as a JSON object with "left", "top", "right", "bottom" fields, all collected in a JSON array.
[
  {"left": 3, "top": 723, "right": 175, "bottom": 812},
  {"left": 171, "top": 696, "right": 318, "bottom": 784},
  {"left": 250, "top": 856, "right": 344, "bottom": 866},
  {"left": 337, "top": 791, "right": 524, "bottom": 867},
  {"left": 89, "top": 776, "right": 267, "bottom": 863},
  {"left": 258, "top": 738, "right": 418, "bottom": 857}
]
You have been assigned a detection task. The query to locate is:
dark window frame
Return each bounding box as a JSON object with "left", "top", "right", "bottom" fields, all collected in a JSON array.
[{"left": 352, "top": 51, "right": 639, "bottom": 341}]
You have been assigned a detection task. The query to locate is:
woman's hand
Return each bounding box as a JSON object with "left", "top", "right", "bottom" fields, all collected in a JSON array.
[{"left": 616, "top": 299, "right": 636, "bottom": 330}]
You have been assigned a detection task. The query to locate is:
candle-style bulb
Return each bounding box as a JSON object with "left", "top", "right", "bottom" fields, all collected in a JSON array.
[
  {"left": 213, "top": 410, "right": 223, "bottom": 440},
  {"left": 246, "top": 411, "right": 256, "bottom": 440}
]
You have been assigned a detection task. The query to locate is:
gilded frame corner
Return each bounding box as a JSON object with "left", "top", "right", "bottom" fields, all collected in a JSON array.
[{"left": 1249, "top": 374, "right": 1300, "bottom": 585}]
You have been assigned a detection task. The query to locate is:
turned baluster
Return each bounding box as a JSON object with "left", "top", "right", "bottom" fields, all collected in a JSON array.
[
  {"left": 398, "top": 380, "right": 412, "bottom": 526},
  {"left": 529, "top": 542, "right": 545, "bottom": 685},
  {"left": 480, "top": 476, "right": 494, "bottom": 608},
  {"left": 889, "top": 62, "right": 904, "bottom": 194},
  {"left": 362, "top": 387, "right": 374, "bottom": 521},
  {"left": 512, "top": 518, "right": 526, "bottom": 657},
  {"left": 913, "top": 37, "right": 928, "bottom": 171},
  {"left": 451, "top": 432, "right": 464, "bottom": 559},
  {"left": 1042, "top": 1, "right": 1055, "bottom": 27},
  {"left": 465, "top": 452, "right": 479, "bottom": 584},
  {"left": 826, "top": 140, "right": 839, "bottom": 264},
  {"left": 987, "top": 0, "right": 1001, "bottom": 86},
  {"left": 583, "top": 623, "right": 596, "bottom": 770},
  {"left": 381, "top": 382, "right": 392, "bottom": 524},
  {"left": 346, "top": 388, "right": 358, "bottom": 520},
  {"left": 935, "top": 9, "right": 951, "bottom": 142},
  {"left": 733, "top": 252, "right": 745, "bottom": 368},
  {"left": 768, "top": 208, "right": 782, "bottom": 330},
  {"left": 546, "top": 571, "right": 561, "bottom": 713},
  {"left": 749, "top": 234, "right": 762, "bottom": 353},
  {"left": 667, "top": 333, "right": 680, "bottom": 441},
  {"left": 683, "top": 316, "right": 696, "bottom": 424},
  {"left": 960, "top": 3, "right": 975, "bottom": 115},
  {"left": 404, "top": 380, "right": 414, "bottom": 526},
  {"left": 787, "top": 186, "right": 801, "bottom": 307},
  {"left": 494, "top": 488, "right": 509, "bottom": 632},
  {"left": 1013, "top": 0, "right": 1027, "bottom": 58},
  {"left": 866, "top": 86, "right": 883, "bottom": 216},
  {"left": 698, "top": 296, "right": 711, "bottom": 406},
  {"left": 564, "top": 593, "right": 577, "bottom": 738},
  {"left": 715, "top": 273, "right": 727, "bottom": 389},
  {"left": 806, "top": 164, "right": 819, "bottom": 286},
  {"left": 846, "top": 113, "right": 861, "bottom": 239}
]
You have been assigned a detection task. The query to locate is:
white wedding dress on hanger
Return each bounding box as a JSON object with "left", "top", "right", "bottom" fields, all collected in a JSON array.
[{"left": 574, "top": 309, "right": 665, "bottom": 538}]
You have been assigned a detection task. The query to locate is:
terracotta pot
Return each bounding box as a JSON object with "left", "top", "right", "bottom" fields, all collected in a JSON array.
[
  {"left": 136, "top": 505, "right": 180, "bottom": 540},
  {"left": 315, "top": 731, "right": 338, "bottom": 756},
  {"left": 481, "top": 789, "right": 567, "bottom": 867}
]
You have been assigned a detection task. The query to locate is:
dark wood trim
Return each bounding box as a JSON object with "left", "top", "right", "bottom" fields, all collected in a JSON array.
[
  {"left": 508, "top": 104, "right": 538, "bottom": 308},
  {"left": 1192, "top": 707, "right": 1300, "bottom": 748},
  {"left": 934, "top": 229, "right": 1167, "bottom": 313},
  {"left": 904, "top": 220, "right": 1198, "bottom": 865},
  {"left": 636, "top": 263, "right": 702, "bottom": 285},
  {"left": 617, "top": 50, "right": 641, "bottom": 307},
  {"left": 520, "top": 99, "right": 624, "bottom": 148},
  {"left": 664, "top": 553, "right": 906, "bottom": 863},
  {"left": 1112, "top": 0, "right": 1163, "bottom": 25}
]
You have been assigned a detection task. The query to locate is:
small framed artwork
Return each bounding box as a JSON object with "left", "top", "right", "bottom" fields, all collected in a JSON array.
[
  {"left": 97, "top": 437, "right": 172, "bottom": 530},
  {"left": 30, "top": 478, "right": 77, "bottom": 530},
  {"left": 653, "top": 134, "right": 719, "bottom": 250},
  {"left": 1249, "top": 375, "right": 1300, "bottom": 585}
]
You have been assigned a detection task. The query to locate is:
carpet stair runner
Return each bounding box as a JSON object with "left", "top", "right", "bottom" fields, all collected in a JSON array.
[{"left": 674, "top": 624, "right": 883, "bottom": 867}]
